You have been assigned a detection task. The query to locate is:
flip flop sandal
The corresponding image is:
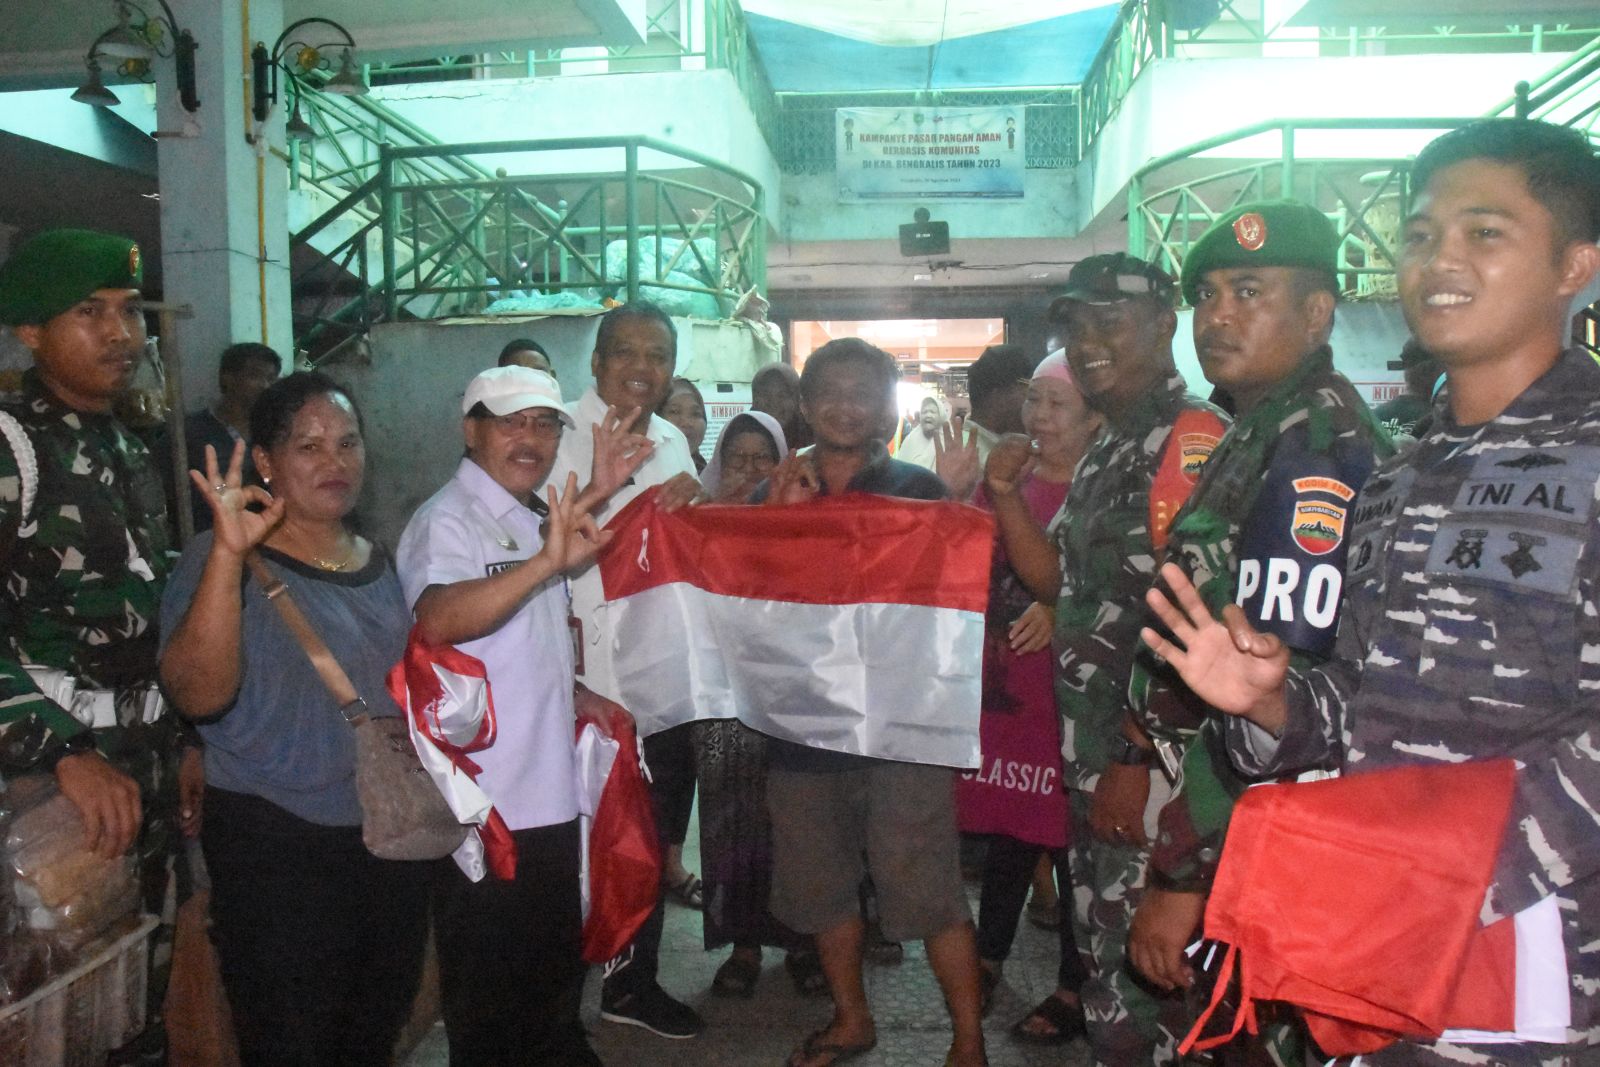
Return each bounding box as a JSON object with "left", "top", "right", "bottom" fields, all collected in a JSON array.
[
  {"left": 784, "top": 1030, "right": 877, "bottom": 1067},
  {"left": 665, "top": 872, "right": 704, "bottom": 909},
  {"left": 1009, "top": 993, "right": 1086, "bottom": 1045},
  {"left": 711, "top": 953, "right": 761, "bottom": 998}
]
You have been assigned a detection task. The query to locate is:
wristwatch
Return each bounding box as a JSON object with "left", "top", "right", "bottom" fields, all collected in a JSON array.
[
  {"left": 55, "top": 730, "right": 99, "bottom": 760},
  {"left": 1110, "top": 735, "right": 1155, "bottom": 766}
]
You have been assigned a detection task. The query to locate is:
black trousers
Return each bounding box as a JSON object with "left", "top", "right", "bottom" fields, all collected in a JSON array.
[
  {"left": 976, "top": 834, "right": 1087, "bottom": 992},
  {"left": 643, "top": 721, "right": 697, "bottom": 847},
  {"left": 603, "top": 723, "right": 696, "bottom": 997},
  {"left": 201, "top": 786, "right": 430, "bottom": 1067},
  {"left": 432, "top": 818, "right": 596, "bottom": 1066}
]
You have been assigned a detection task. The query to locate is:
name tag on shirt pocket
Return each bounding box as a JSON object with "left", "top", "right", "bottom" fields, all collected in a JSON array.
[{"left": 1345, "top": 468, "right": 1415, "bottom": 585}]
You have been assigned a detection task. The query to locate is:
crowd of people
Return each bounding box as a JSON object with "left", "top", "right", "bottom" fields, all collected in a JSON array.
[{"left": 0, "top": 115, "right": 1598, "bottom": 1067}]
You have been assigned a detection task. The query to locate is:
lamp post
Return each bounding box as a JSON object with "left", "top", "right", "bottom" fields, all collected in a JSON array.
[
  {"left": 251, "top": 17, "right": 369, "bottom": 135},
  {"left": 73, "top": 0, "right": 200, "bottom": 112}
]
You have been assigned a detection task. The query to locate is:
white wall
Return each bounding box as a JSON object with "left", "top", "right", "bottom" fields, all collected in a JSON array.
[
  {"left": 341, "top": 313, "right": 774, "bottom": 545},
  {"left": 370, "top": 69, "right": 783, "bottom": 229}
]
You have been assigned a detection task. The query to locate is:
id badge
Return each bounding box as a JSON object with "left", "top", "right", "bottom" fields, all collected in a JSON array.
[{"left": 568, "top": 615, "right": 585, "bottom": 676}]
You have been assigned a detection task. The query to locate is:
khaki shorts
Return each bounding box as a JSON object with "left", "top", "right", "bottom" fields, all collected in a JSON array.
[{"left": 768, "top": 761, "right": 970, "bottom": 944}]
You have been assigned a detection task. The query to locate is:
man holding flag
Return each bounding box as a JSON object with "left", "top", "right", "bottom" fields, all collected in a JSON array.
[
  {"left": 757, "top": 338, "right": 989, "bottom": 1067},
  {"left": 395, "top": 364, "right": 646, "bottom": 1066},
  {"left": 1142, "top": 118, "right": 1600, "bottom": 1062}
]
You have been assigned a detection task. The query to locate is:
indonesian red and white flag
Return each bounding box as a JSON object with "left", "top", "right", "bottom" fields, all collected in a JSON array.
[
  {"left": 1183, "top": 759, "right": 1569, "bottom": 1056},
  {"left": 386, "top": 631, "right": 517, "bottom": 882},
  {"left": 598, "top": 489, "right": 994, "bottom": 768}
]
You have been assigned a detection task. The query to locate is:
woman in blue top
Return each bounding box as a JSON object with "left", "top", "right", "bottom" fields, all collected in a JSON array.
[{"left": 159, "top": 373, "right": 428, "bottom": 1067}]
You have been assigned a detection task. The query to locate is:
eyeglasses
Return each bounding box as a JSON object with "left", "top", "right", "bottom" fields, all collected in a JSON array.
[
  {"left": 724, "top": 451, "right": 777, "bottom": 474},
  {"left": 489, "top": 411, "right": 564, "bottom": 438}
]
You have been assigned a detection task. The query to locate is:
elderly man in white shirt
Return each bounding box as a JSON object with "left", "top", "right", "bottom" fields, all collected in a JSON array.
[
  {"left": 548, "top": 301, "right": 706, "bottom": 1041},
  {"left": 397, "top": 365, "right": 646, "bottom": 1066}
]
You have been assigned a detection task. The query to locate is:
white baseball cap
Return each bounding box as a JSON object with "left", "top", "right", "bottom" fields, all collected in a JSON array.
[{"left": 461, "top": 366, "right": 574, "bottom": 426}]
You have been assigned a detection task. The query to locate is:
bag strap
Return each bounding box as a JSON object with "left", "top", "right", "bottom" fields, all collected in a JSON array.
[{"left": 244, "top": 553, "right": 369, "bottom": 723}]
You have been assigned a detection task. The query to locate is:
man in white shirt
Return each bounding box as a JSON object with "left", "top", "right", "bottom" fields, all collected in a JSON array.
[
  {"left": 548, "top": 301, "right": 706, "bottom": 1040},
  {"left": 397, "top": 365, "right": 643, "bottom": 1066}
]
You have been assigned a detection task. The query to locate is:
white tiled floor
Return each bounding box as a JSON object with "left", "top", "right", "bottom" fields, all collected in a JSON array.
[{"left": 405, "top": 816, "right": 1090, "bottom": 1067}]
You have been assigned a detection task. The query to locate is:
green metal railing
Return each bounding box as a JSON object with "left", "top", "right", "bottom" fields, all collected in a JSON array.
[
  {"left": 1125, "top": 22, "right": 1600, "bottom": 289},
  {"left": 1127, "top": 118, "right": 1478, "bottom": 298},
  {"left": 1122, "top": 31, "right": 1600, "bottom": 359},
  {"left": 1492, "top": 33, "right": 1600, "bottom": 134},
  {"left": 281, "top": 0, "right": 777, "bottom": 351},
  {"left": 1077, "top": 1, "right": 1163, "bottom": 164},
  {"left": 285, "top": 83, "right": 497, "bottom": 349},
  {"left": 290, "top": 136, "right": 766, "bottom": 349}
]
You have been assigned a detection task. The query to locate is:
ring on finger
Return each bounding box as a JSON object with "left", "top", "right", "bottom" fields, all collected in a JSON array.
[{"left": 213, "top": 483, "right": 228, "bottom": 493}]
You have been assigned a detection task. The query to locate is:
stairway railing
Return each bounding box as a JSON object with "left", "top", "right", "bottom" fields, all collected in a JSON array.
[
  {"left": 1125, "top": 31, "right": 1600, "bottom": 296},
  {"left": 289, "top": 130, "right": 766, "bottom": 352}
]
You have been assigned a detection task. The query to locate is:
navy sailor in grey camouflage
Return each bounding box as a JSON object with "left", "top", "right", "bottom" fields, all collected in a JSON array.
[{"left": 1141, "top": 119, "right": 1600, "bottom": 1064}]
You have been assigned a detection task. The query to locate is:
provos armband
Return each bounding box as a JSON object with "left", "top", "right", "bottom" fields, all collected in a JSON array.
[{"left": 1234, "top": 431, "right": 1376, "bottom": 658}]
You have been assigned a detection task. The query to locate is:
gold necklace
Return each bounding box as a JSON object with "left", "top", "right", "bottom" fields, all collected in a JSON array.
[{"left": 309, "top": 536, "right": 356, "bottom": 572}]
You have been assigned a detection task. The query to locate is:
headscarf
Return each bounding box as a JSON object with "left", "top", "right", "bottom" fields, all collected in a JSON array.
[
  {"left": 701, "top": 409, "right": 788, "bottom": 500},
  {"left": 1032, "top": 349, "right": 1076, "bottom": 387}
]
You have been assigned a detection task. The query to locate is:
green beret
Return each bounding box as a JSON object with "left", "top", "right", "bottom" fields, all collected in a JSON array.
[
  {"left": 1180, "top": 201, "right": 1338, "bottom": 305},
  {"left": 0, "top": 229, "right": 143, "bottom": 327}
]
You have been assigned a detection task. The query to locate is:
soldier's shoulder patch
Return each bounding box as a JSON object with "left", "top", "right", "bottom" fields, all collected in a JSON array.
[
  {"left": 1170, "top": 408, "right": 1226, "bottom": 485},
  {"left": 1179, "top": 431, "right": 1221, "bottom": 481},
  {"left": 1289, "top": 476, "right": 1355, "bottom": 556}
]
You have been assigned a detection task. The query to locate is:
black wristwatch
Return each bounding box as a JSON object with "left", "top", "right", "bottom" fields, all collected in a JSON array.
[{"left": 1110, "top": 735, "right": 1155, "bottom": 767}]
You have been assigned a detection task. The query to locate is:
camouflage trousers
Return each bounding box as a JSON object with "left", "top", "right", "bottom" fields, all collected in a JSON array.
[
  {"left": 96, "top": 714, "right": 188, "bottom": 1025},
  {"left": 1068, "top": 779, "right": 1192, "bottom": 1067},
  {"left": 1356, "top": 1041, "right": 1600, "bottom": 1067}
]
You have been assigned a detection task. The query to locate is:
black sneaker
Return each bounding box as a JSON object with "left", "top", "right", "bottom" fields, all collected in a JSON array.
[{"left": 599, "top": 984, "right": 704, "bottom": 1040}]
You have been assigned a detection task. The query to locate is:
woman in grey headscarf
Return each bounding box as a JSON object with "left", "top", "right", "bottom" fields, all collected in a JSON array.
[{"left": 692, "top": 411, "right": 825, "bottom": 996}]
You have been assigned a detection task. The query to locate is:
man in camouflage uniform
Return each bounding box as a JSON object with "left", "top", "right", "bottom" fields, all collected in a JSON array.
[
  {"left": 1123, "top": 203, "right": 1395, "bottom": 1022},
  {"left": 1143, "top": 119, "right": 1600, "bottom": 1065},
  {"left": 0, "top": 229, "right": 194, "bottom": 1062},
  {"left": 984, "top": 253, "right": 1227, "bottom": 1065}
]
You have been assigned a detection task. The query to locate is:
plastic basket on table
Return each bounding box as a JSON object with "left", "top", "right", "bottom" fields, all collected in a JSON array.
[{"left": 0, "top": 914, "right": 156, "bottom": 1067}]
